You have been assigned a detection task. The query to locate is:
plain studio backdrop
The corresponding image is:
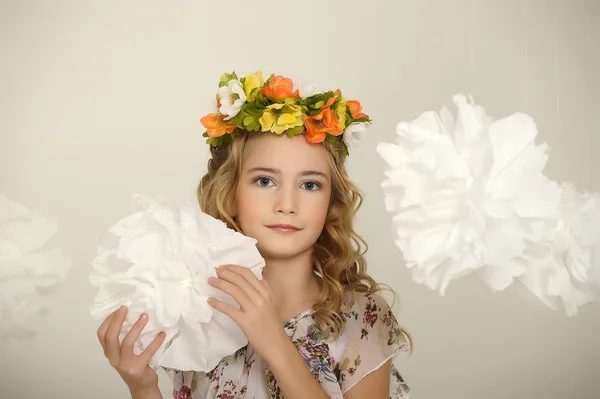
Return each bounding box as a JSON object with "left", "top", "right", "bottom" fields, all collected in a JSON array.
[{"left": 1, "top": 0, "right": 599, "bottom": 398}]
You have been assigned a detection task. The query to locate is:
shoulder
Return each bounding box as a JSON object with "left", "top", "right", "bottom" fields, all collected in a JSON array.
[
  {"left": 341, "top": 290, "right": 400, "bottom": 336},
  {"left": 336, "top": 290, "right": 406, "bottom": 361},
  {"left": 332, "top": 290, "right": 411, "bottom": 393},
  {"left": 337, "top": 289, "right": 410, "bottom": 356}
]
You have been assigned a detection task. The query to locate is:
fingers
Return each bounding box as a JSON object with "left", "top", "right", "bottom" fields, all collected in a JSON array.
[
  {"left": 97, "top": 310, "right": 117, "bottom": 356},
  {"left": 208, "top": 276, "right": 253, "bottom": 310},
  {"left": 207, "top": 297, "right": 241, "bottom": 321},
  {"left": 138, "top": 331, "right": 167, "bottom": 365},
  {"left": 105, "top": 305, "right": 128, "bottom": 365},
  {"left": 213, "top": 266, "right": 262, "bottom": 305},
  {"left": 225, "top": 265, "right": 266, "bottom": 298},
  {"left": 120, "top": 313, "right": 149, "bottom": 359}
]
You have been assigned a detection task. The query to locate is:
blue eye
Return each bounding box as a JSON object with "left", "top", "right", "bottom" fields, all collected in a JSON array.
[
  {"left": 302, "top": 181, "right": 320, "bottom": 191},
  {"left": 256, "top": 177, "right": 273, "bottom": 187}
]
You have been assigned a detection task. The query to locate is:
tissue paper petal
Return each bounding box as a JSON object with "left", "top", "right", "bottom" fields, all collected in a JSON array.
[
  {"left": 516, "top": 183, "right": 600, "bottom": 316},
  {"left": 89, "top": 194, "right": 265, "bottom": 371},
  {"left": 0, "top": 194, "right": 71, "bottom": 341},
  {"left": 376, "top": 95, "right": 560, "bottom": 295}
]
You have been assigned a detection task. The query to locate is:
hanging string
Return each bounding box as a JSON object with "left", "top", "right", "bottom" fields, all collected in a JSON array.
[
  {"left": 470, "top": 0, "right": 476, "bottom": 95},
  {"left": 524, "top": 2, "right": 533, "bottom": 398},
  {"left": 555, "top": 1, "right": 561, "bottom": 123}
]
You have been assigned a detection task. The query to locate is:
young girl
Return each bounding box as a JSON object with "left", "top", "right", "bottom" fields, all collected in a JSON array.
[{"left": 96, "top": 72, "right": 412, "bottom": 398}]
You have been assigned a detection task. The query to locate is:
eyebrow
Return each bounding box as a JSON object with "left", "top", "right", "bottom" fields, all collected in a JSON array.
[{"left": 247, "top": 167, "right": 329, "bottom": 180}]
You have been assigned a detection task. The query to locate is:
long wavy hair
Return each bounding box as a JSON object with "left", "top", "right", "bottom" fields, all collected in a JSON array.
[{"left": 198, "top": 131, "right": 412, "bottom": 347}]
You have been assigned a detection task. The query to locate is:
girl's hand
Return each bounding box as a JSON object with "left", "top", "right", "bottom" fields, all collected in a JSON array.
[
  {"left": 96, "top": 306, "right": 166, "bottom": 395},
  {"left": 207, "top": 264, "right": 289, "bottom": 362}
]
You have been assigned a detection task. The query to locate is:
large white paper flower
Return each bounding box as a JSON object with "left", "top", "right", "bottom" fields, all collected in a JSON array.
[
  {"left": 218, "top": 79, "right": 247, "bottom": 120},
  {"left": 376, "top": 95, "right": 561, "bottom": 295},
  {"left": 516, "top": 183, "right": 600, "bottom": 316},
  {"left": 89, "top": 194, "right": 265, "bottom": 371},
  {"left": 0, "top": 194, "right": 71, "bottom": 341}
]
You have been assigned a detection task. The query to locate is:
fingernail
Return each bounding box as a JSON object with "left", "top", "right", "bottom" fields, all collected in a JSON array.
[{"left": 140, "top": 313, "right": 148, "bottom": 321}]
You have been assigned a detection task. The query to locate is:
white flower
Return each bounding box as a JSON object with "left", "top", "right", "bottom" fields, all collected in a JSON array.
[
  {"left": 376, "top": 94, "right": 560, "bottom": 295},
  {"left": 298, "top": 83, "right": 323, "bottom": 99},
  {"left": 516, "top": 183, "right": 600, "bottom": 316},
  {"left": 343, "top": 122, "right": 368, "bottom": 148},
  {"left": 218, "top": 79, "right": 246, "bottom": 120},
  {"left": 89, "top": 194, "right": 265, "bottom": 371},
  {"left": 0, "top": 194, "right": 71, "bottom": 342}
]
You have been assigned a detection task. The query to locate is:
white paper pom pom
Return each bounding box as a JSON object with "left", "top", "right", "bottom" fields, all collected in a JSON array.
[
  {"left": 516, "top": 183, "right": 600, "bottom": 316},
  {"left": 376, "top": 95, "right": 561, "bottom": 295},
  {"left": 89, "top": 194, "right": 265, "bottom": 371},
  {"left": 0, "top": 194, "right": 71, "bottom": 342}
]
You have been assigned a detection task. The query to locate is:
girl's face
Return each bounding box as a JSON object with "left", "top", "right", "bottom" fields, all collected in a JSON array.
[{"left": 234, "top": 134, "right": 332, "bottom": 261}]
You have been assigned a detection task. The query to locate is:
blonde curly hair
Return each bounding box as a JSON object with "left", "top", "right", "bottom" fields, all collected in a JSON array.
[{"left": 198, "top": 131, "right": 411, "bottom": 347}]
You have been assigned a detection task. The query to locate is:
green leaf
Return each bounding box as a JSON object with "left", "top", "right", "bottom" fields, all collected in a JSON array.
[
  {"left": 244, "top": 116, "right": 261, "bottom": 131},
  {"left": 283, "top": 97, "right": 299, "bottom": 105},
  {"left": 302, "top": 91, "right": 336, "bottom": 113},
  {"left": 243, "top": 116, "right": 254, "bottom": 127},
  {"left": 325, "top": 134, "right": 337, "bottom": 143},
  {"left": 219, "top": 72, "right": 239, "bottom": 87},
  {"left": 331, "top": 95, "right": 344, "bottom": 108},
  {"left": 248, "top": 86, "right": 261, "bottom": 100},
  {"left": 228, "top": 102, "right": 265, "bottom": 132},
  {"left": 284, "top": 125, "right": 305, "bottom": 137},
  {"left": 264, "top": 73, "right": 275, "bottom": 87}
]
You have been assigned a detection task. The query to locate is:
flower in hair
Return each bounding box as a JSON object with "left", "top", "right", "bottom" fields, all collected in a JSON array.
[{"left": 200, "top": 71, "right": 371, "bottom": 155}]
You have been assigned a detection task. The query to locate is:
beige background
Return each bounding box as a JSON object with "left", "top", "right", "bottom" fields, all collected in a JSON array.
[{"left": 1, "top": 0, "right": 599, "bottom": 398}]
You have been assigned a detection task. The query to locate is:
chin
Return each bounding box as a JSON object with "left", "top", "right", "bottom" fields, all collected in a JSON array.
[{"left": 256, "top": 242, "right": 313, "bottom": 261}]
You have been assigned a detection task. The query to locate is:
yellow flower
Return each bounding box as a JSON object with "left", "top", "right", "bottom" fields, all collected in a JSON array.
[
  {"left": 243, "top": 71, "right": 265, "bottom": 101},
  {"left": 259, "top": 103, "right": 303, "bottom": 134}
]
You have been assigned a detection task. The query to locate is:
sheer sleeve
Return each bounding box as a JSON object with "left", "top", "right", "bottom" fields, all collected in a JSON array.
[
  {"left": 336, "top": 292, "right": 411, "bottom": 394},
  {"left": 160, "top": 367, "right": 206, "bottom": 399}
]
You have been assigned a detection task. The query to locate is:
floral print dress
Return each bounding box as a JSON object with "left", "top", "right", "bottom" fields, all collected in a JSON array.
[{"left": 163, "top": 290, "right": 411, "bottom": 398}]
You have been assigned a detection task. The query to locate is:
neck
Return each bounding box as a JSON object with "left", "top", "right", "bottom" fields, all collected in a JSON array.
[{"left": 262, "top": 251, "right": 322, "bottom": 321}]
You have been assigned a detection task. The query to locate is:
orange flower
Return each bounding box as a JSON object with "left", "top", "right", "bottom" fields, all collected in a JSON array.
[
  {"left": 346, "top": 100, "right": 369, "bottom": 120},
  {"left": 262, "top": 75, "right": 299, "bottom": 100},
  {"left": 303, "top": 97, "right": 343, "bottom": 143},
  {"left": 200, "top": 113, "right": 236, "bottom": 138},
  {"left": 216, "top": 94, "right": 222, "bottom": 109}
]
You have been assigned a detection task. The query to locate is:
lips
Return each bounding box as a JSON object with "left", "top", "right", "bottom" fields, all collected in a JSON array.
[{"left": 266, "top": 224, "right": 302, "bottom": 232}]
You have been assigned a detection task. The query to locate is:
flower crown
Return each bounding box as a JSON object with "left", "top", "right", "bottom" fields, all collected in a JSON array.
[{"left": 200, "top": 71, "right": 372, "bottom": 155}]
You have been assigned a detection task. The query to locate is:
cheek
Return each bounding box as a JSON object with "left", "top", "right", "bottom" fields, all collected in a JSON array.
[
  {"left": 235, "top": 187, "right": 260, "bottom": 228},
  {"left": 316, "top": 204, "right": 329, "bottom": 226},
  {"left": 307, "top": 192, "right": 330, "bottom": 225}
]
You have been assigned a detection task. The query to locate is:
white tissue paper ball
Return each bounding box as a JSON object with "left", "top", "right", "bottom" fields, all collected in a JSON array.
[
  {"left": 89, "top": 194, "right": 265, "bottom": 371},
  {"left": 516, "top": 183, "right": 600, "bottom": 316},
  {"left": 376, "top": 95, "right": 561, "bottom": 296},
  {"left": 0, "top": 194, "right": 71, "bottom": 342}
]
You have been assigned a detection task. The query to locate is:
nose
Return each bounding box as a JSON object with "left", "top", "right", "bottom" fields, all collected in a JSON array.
[{"left": 274, "top": 184, "right": 298, "bottom": 215}]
